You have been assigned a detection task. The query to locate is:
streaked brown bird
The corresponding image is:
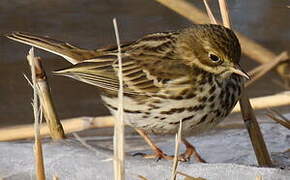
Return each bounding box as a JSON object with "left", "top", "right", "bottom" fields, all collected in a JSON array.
[{"left": 7, "top": 24, "right": 249, "bottom": 162}]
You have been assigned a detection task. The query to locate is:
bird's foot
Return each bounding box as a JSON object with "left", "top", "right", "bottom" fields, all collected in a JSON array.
[{"left": 133, "top": 148, "right": 172, "bottom": 161}]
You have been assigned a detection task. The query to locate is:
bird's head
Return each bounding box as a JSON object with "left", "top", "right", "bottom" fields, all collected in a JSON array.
[{"left": 177, "top": 24, "right": 249, "bottom": 79}]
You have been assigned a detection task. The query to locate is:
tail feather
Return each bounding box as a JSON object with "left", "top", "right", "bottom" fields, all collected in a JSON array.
[{"left": 6, "top": 31, "right": 99, "bottom": 64}]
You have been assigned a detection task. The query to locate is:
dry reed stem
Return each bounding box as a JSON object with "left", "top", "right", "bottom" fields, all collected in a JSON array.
[
  {"left": 203, "top": 0, "right": 217, "bottom": 24},
  {"left": 35, "top": 58, "right": 65, "bottom": 140},
  {"left": 27, "top": 48, "right": 46, "bottom": 180},
  {"left": 113, "top": 18, "right": 125, "bottom": 180},
  {"left": 154, "top": 0, "right": 288, "bottom": 77},
  {"left": 28, "top": 52, "right": 65, "bottom": 140},
  {"left": 218, "top": 0, "right": 231, "bottom": 28},
  {"left": 239, "top": 90, "right": 272, "bottom": 166},
  {"left": 246, "top": 51, "right": 289, "bottom": 87},
  {"left": 170, "top": 120, "right": 182, "bottom": 180},
  {"left": 232, "top": 91, "right": 290, "bottom": 113},
  {"left": 267, "top": 109, "right": 290, "bottom": 129},
  {"left": 0, "top": 116, "right": 114, "bottom": 141},
  {"left": 256, "top": 175, "right": 263, "bottom": 180},
  {"left": 34, "top": 138, "right": 46, "bottom": 180}
]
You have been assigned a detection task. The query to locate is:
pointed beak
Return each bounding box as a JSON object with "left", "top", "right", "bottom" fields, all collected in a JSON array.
[{"left": 231, "top": 64, "right": 250, "bottom": 80}]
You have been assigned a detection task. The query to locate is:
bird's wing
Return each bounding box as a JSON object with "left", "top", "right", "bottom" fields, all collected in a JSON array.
[
  {"left": 7, "top": 31, "right": 191, "bottom": 94},
  {"left": 54, "top": 35, "right": 191, "bottom": 95}
]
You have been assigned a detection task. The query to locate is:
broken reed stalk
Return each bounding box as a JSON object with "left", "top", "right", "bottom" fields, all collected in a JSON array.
[
  {"left": 27, "top": 48, "right": 46, "bottom": 180},
  {"left": 170, "top": 120, "right": 182, "bottom": 180},
  {"left": 206, "top": 0, "right": 272, "bottom": 166},
  {"left": 154, "top": 0, "right": 288, "bottom": 78},
  {"left": 113, "top": 18, "right": 125, "bottom": 180},
  {"left": 31, "top": 53, "right": 65, "bottom": 140}
]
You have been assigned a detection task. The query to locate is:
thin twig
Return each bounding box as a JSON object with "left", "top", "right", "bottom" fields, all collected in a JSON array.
[
  {"left": 203, "top": 0, "right": 217, "bottom": 24},
  {"left": 246, "top": 51, "right": 289, "bottom": 87},
  {"left": 72, "top": 133, "right": 103, "bottom": 155},
  {"left": 113, "top": 18, "right": 125, "bottom": 180},
  {"left": 266, "top": 109, "right": 290, "bottom": 129}
]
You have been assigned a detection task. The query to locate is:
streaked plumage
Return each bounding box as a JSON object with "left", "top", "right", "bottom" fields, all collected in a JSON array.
[{"left": 7, "top": 24, "right": 248, "bottom": 161}]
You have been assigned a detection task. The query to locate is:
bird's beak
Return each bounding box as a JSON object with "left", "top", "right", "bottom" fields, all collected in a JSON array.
[{"left": 230, "top": 64, "right": 250, "bottom": 80}]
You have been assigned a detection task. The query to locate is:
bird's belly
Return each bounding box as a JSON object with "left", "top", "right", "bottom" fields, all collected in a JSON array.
[{"left": 101, "top": 76, "right": 243, "bottom": 135}]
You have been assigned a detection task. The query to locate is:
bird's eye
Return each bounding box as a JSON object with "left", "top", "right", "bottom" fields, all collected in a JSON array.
[{"left": 209, "top": 53, "right": 220, "bottom": 62}]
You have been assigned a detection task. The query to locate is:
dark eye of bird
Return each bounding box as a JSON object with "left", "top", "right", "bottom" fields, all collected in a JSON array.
[{"left": 209, "top": 53, "right": 220, "bottom": 62}]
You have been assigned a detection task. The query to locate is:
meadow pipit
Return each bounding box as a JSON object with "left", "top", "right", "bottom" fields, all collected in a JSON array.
[{"left": 7, "top": 24, "right": 249, "bottom": 162}]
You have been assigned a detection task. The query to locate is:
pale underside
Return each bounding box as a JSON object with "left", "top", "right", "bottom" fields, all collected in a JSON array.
[{"left": 102, "top": 74, "right": 242, "bottom": 135}]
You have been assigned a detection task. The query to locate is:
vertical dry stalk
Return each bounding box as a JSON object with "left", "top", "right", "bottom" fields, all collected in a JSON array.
[
  {"left": 113, "top": 18, "right": 125, "bottom": 180},
  {"left": 170, "top": 120, "right": 182, "bottom": 180},
  {"left": 218, "top": 0, "right": 231, "bottom": 28},
  {"left": 27, "top": 48, "right": 46, "bottom": 180},
  {"left": 239, "top": 91, "right": 272, "bottom": 166},
  {"left": 203, "top": 0, "right": 217, "bottom": 24},
  {"left": 33, "top": 56, "right": 65, "bottom": 140}
]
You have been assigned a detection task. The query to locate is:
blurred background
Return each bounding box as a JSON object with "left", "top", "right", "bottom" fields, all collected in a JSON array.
[{"left": 1, "top": 0, "right": 290, "bottom": 127}]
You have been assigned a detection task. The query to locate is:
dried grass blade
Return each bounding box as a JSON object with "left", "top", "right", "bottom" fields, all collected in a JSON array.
[
  {"left": 218, "top": 0, "right": 231, "bottom": 28},
  {"left": 170, "top": 120, "right": 182, "bottom": 180},
  {"left": 203, "top": 0, "right": 217, "bottom": 24},
  {"left": 113, "top": 18, "right": 125, "bottom": 180},
  {"left": 246, "top": 51, "right": 289, "bottom": 87}
]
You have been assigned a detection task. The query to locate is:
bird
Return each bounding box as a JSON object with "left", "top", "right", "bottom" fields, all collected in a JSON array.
[{"left": 6, "top": 24, "right": 249, "bottom": 162}]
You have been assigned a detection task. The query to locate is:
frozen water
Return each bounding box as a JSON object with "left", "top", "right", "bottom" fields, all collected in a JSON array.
[{"left": 0, "top": 122, "right": 289, "bottom": 180}]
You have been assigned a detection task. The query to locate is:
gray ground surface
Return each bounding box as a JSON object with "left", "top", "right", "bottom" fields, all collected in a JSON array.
[{"left": 0, "top": 122, "right": 289, "bottom": 180}]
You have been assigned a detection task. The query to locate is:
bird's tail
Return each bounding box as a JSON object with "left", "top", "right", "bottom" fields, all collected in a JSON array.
[{"left": 6, "top": 31, "right": 99, "bottom": 64}]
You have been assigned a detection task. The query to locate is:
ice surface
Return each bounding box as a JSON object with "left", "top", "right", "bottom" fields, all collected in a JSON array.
[{"left": 0, "top": 123, "right": 289, "bottom": 180}]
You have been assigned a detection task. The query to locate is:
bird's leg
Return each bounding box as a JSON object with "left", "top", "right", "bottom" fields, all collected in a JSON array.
[
  {"left": 179, "top": 138, "right": 206, "bottom": 163},
  {"left": 134, "top": 128, "right": 172, "bottom": 160},
  {"left": 134, "top": 129, "right": 206, "bottom": 162}
]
